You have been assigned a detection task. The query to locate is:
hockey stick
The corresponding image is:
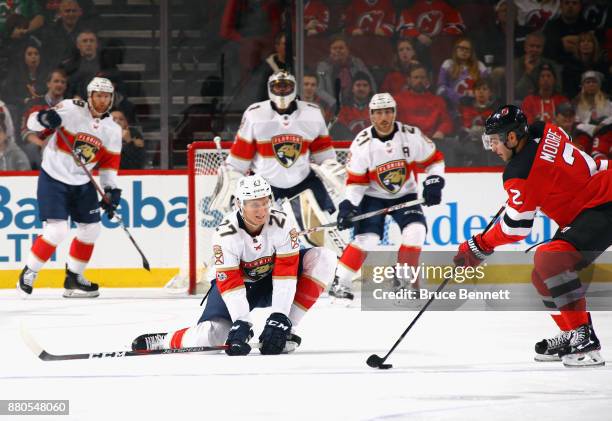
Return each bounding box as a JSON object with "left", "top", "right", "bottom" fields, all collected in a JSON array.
[
  {"left": 20, "top": 324, "right": 261, "bottom": 361},
  {"left": 366, "top": 204, "right": 506, "bottom": 370},
  {"left": 55, "top": 128, "right": 150, "bottom": 271},
  {"left": 297, "top": 198, "right": 425, "bottom": 236},
  {"left": 326, "top": 78, "right": 341, "bottom": 130}
]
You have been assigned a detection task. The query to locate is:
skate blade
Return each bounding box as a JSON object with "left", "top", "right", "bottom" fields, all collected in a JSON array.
[
  {"left": 16, "top": 281, "right": 32, "bottom": 299},
  {"left": 534, "top": 354, "right": 562, "bottom": 362},
  {"left": 63, "top": 289, "right": 100, "bottom": 298},
  {"left": 562, "top": 350, "right": 605, "bottom": 367}
]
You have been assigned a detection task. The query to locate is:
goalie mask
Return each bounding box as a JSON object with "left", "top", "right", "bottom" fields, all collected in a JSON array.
[
  {"left": 268, "top": 71, "right": 296, "bottom": 110},
  {"left": 235, "top": 175, "right": 274, "bottom": 223},
  {"left": 87, "top": 77, "right": 114, "bottom": 116}
]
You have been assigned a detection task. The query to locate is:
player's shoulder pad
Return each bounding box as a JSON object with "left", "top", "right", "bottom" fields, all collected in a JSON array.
[
  {"left": 54, "top": 98, "right": 79, "bottom": 111},
  {"left": 398, "top": 122, "right": 421, "bottom": 136},
  {"left": 528, "top": 121, "right": 546, "bottom": 140},
  {"left": 503, "top": 138, "right": 538, "bottom": 183},
  {"left": 244, "top": 100, "right": 270, "bottom": 119},
  {"left": 268, "top": 208, "right": 290, "bottom": 231},
  {"left": 71, "top": 98, "right": 87, "bottom": 108},
  {"left": 353, "top": 127, "right": 372, "bottom": 147}
]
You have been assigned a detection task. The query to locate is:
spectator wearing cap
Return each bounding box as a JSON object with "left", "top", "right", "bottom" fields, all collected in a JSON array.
[
  {"left": 521, "top": 63, "right": 569, "bottom": 124},
  {"left": 562, "top": 31, "right": 610, "bottom": 98},
  {"left": 573, "top": 70, "right": 612, "bottom": 126},
  {"left": 336, "top": 72, "right": 373, "bottom": 136},
  {"left": 543, "top": 0, "right": 596, "bottom": 62},
  {"left": 514, "top": 32, "right": 562, "bottom": 100},
  {"left": 555, "top": 102, "right": 592, "bottom": 152}
]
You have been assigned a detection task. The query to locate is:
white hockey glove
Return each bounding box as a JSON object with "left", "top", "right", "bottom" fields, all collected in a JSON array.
[
  {"left": 210, "top": 165, "right": 242, "bottom": 212},
  {"left": 310, "top": 159, "right": 346, "bottom": 193}
]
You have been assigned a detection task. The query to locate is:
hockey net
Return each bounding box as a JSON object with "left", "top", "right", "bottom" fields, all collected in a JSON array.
[{"left": 165, "top": 140, "right": 352, "bottom": 295}]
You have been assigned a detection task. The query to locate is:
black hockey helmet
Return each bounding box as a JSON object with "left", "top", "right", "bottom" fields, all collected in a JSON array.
[{"left": 482, "top": 104, "right": 528, "bottom": 150}]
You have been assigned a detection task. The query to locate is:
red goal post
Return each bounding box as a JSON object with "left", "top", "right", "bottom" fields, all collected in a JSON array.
[{"left": 181, "top": 140, "right": 352, "bottom": 295}]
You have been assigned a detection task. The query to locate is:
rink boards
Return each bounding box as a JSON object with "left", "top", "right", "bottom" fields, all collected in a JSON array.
[{"left": 1, "top": 170, "right": 610, "bottom": 288}]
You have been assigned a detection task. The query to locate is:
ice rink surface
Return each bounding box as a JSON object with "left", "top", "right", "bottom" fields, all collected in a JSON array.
[{"left": 2, "top": 288, "right": 611, "bottom": 421}]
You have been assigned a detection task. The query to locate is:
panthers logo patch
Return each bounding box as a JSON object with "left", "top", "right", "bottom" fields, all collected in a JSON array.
[
  {"left": 241, "top": 256, "right": 273, "bottom": 281},
  {"left": 213, "top": 245, "right": 224, "bottom": 265},
  {"left": 272, "top": 134, "right": 303, "bottom": 168},
  {"left": 73, "top": 133, "right": 103, "bottom": 164},
  {"left": 376, "top": 160, "right": 407, "bottom": 194}
]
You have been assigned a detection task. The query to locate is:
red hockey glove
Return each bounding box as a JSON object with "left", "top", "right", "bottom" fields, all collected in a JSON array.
[{"left": 453, "top": 234, "right": 494, "bottom": 267}]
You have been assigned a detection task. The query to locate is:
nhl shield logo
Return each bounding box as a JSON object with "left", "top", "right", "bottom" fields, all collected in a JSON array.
[
  {"left": 376, "top": 160, "right": 407, "bottom": 194},
  {"left": 272, "top": 134, "right": 303, "bottom": 168},
  {"left": 73, "top": 133, "right": 102, "bottom": 164}
]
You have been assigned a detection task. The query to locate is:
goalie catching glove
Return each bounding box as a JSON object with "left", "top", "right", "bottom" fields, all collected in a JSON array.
[
  {"left": 453, "top": 234, "right": 493, "bottom": 267},
  {"left": 310, "top": 159, "right": 346, "bottom": 193},
  {"left": 99, "top": 187, "right": 122, "bottom": 219},
  {"left": 210, "top": 165, "right": 243, "bottom": 212}
]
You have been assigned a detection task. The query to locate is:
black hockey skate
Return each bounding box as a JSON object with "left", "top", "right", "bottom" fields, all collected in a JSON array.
[
  {"left": 329, "top": 277, "right": 354, "bottom": 301},
  {"left": 560, "top": 324, "right": 605, "bottom": 367},
  {"left": 17, "top": 266, "right": 37, "bottom": 296},
  {"left": 534, "top": 331, "right": 571, "bottom": 362},
  {"left": 132, "top": 333, "right": 168, "bottom": 351},
  {"left": 63, "top": 266, "right": 99, "bottom": 298}
]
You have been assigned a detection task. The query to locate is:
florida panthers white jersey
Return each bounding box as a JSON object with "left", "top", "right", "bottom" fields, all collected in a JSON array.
[
  {"left": 27, "top": 99, "right": 122, "bottom": 188},
  {"left": 345, "top": 122, "right": 445, "bottom": 205},
  {"left": 212, "top": 208, "right": 301, "bottom": 323},
  {"left": 226, "top": 99, "right": 335, "bottom": 189}
]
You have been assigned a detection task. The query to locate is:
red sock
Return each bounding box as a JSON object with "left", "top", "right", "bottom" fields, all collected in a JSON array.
[
  {"left": 339, "top": 244, "right": 367, "bottom": 272},
  {"left": 31, "top": 236, "right": 57, "bottom": 263}
]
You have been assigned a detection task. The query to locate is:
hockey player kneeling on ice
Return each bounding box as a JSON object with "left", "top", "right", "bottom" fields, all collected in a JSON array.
[
  {"left": 210, "top": 70, "right": 344, "bottom": 255},
  {"left": 330, "top": 93, "right": 446, "bottom": 300},
  {"left": 132, "top": 175, "right": 336, "bottom": 355},
  {"left": 17, "top": 77, "right": 122, "bottom": 298},
  {"left": 454, "top": 105, "right": 607, "bottom": 367}
]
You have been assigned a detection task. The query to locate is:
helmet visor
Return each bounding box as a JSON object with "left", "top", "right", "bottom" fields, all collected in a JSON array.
[
  {"left": 481, "top": 133, "right": 502, "bottom": 151},
  {"left": 269, "top": 79, "right": 295, "bottom": 97}
]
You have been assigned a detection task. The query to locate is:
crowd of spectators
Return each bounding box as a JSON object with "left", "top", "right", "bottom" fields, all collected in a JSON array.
[
  {"left": 0, "top": 0, "right": 145, "bottom": 171},
  {"left": 0, "top": 0, "right": 611, "bottom": 170}
]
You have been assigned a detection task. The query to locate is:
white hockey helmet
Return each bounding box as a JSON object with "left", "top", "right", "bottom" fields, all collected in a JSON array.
[
  {"left": 87, "top": 77, "right": 114, "bottom": 115},
  {"left": 369, "top": 92, "right": 396, "bottom": 126},
  {"left": 268, "top": 71, "right": 296, "bottom": 110},
  {"left": 235, "top": 174, "right": 273, "bottom": 206}
]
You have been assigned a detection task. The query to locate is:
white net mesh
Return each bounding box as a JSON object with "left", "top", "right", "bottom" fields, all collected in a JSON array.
[{"left": 165, "top": 142, "right": 351, "bottom": 294}]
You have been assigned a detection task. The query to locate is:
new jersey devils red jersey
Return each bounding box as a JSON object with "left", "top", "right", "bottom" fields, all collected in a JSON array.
[{"left": 483, "top": 122, "right": 612, "bottom": 248}]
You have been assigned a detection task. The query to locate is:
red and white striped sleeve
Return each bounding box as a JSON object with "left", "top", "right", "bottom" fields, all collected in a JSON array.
[
  {"left": 226, "top": 112, "right": 256, "bottom": 174},
  {"left": 211, "top": 229, "right": 251, "bottom": 323},
  {"left": 271, "top": 223, "right": 301, "bottom": 316},
  {"left": 345, "top": 134, "right": 371, "bottom": 206}
]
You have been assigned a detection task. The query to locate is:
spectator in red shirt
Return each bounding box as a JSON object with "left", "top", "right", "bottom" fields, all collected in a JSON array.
[
  {"left": 345, "top": 0, "right": 396, "bottom": 37},
  {"left": 459, "top": 78, "right": 500, "bottom": 136},
  {"left": 521, "top": 63, "right": 570, "bottom": 124},
  {"left": 396, "top": 63, "right": 453, "bottom": 140},
  {"left": 397, "top": 0, "right": 465, "bottom": 46},
  {"left": 304, "top": 0, "right": 330, "bottom": 36},
  {"left": 381, "top": 38, "right": 420, "bottom": 95},
  {"left": 336, "top": 72, "right": 373, "bottom": 135}
]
